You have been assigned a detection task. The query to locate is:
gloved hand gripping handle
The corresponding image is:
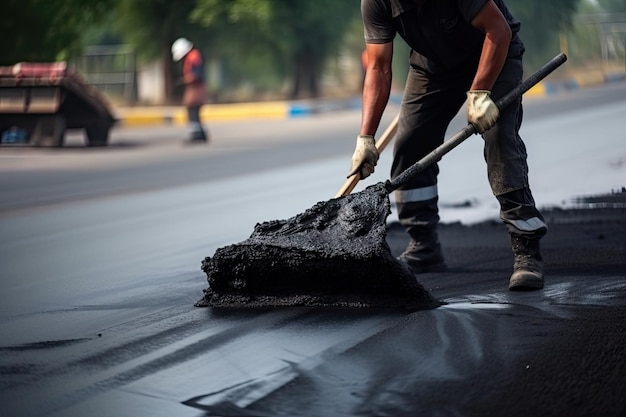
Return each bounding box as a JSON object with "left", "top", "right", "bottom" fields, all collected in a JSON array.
[{"left": 385, "top": 53, "right": 568, "bottom": 194}]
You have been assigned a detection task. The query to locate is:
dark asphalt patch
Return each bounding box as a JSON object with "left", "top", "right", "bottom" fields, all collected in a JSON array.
[{"left": 198, "top": 183, "right": 439, "bottom": 310}]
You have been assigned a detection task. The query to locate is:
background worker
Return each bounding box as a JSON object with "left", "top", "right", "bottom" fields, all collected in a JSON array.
[
  {"left": 351, "top": 0, "right": 547, "bottom": 290},
  {"left": 171, "top": 37, "right": 209, "bottom": 143}
]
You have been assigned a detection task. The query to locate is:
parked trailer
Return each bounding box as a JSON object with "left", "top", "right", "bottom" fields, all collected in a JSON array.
[{"left": 0, "top": 62, "right": 116, "bottom": 147}]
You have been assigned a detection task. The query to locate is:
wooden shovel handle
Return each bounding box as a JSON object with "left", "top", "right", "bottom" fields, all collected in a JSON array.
[{"left": 334, "top": 113, "right": 400, "bottom": 198}]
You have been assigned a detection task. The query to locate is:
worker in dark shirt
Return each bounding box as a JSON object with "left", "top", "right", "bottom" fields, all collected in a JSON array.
[
  {"left": 172, "top": 38, "right": 209, "bottom": 143},
  {"left": 351, "top": 0, "right": 547, "bottom": 290}
]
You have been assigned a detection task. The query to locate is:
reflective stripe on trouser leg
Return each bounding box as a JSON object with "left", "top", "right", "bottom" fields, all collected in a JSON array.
[
  {"left": 395, "top": 185, "right": 438, "bottom": 205},
  {"left": 498, "top": 188, "right": 547, "bottom": 239},
  {"left": 395, "top": 188, "right": 444, "bottom": 267},
  {"left": 394, "top": 186, "right": 440, "bottom": 237},
  {"left": 395, "top": 185, "right": 439, "bottom": 228}
]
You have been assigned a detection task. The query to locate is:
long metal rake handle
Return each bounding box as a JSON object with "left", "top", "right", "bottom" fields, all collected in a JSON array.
[{"left": 385, "top": 52, "right": 568, "bottom": 194}]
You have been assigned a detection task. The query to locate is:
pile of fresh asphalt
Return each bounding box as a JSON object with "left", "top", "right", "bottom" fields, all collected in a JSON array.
[{"left": 196, "top": 183, "right": 440, "bottom": 309}]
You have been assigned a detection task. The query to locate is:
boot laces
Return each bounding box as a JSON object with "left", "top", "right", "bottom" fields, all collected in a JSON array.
[{"left": 514, "top": 254, "right": 542, "bottom": 272}]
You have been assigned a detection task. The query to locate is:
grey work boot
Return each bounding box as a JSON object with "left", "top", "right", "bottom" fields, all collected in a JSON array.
[
  {"left": 398, "top": 233, "right": 447, "bottom": 274},
  {"left": 509, "top": 235, "right": 544, "bottom": 290}
]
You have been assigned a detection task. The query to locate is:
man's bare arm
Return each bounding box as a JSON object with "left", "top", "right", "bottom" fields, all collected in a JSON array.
[
  {"left": 470, "top": 0, "right": 512, "bottom": 91},
  {"left": 360, "top": 42, "right": 394, "bottom": 136}
]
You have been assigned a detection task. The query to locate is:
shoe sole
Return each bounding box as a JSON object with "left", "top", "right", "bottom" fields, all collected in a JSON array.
[{"left": 509, "top": 276, "right": 544, "bottom": 291}]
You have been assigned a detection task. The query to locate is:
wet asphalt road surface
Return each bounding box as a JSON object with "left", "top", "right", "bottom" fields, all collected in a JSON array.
[
  {"left": 2, "top": 200, "right": 623, "bottom": 417},
  {"left": 0, "top": 82, "right": 625, "bottom": 417}
]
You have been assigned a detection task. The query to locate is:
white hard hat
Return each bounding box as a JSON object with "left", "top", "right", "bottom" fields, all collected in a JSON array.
[{"left": 171, "top": 38, "right": 193, "bottom": 62}]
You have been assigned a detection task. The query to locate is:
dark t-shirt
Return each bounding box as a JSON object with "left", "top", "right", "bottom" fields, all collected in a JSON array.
[{"left": 361, "top": 0, "right": 524, "bottom": 74}]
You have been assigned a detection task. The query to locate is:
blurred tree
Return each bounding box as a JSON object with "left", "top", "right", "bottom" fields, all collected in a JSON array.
[
  {"left": 596, "top": 0, "right": 626, "bottom": 12},
  {"left": 558, "top": 0, "right": 626, "bottom": 66},
  {"left": 189, "top": 0, "right": 282, "bottom": 99},
  {"left": 567, "top": 0, "right": 605, "bottom": 63},
  {"left": 507, "top": 0, "right": 582, "bottom": 71},
  {"left": 0, "top": 0, "right": 115, "bottom": 65},
  {"left": 192, "top": 0, "right": 361, "bottom": 99}
]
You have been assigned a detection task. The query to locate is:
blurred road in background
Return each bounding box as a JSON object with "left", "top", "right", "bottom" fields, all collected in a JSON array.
[{"left": 0, "top": 80, "right": 625, "bottom": 417}]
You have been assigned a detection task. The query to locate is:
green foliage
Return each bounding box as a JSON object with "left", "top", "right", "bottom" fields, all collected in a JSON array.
[
  {"left": 192, "top": 0, "right": 272, "bottom": 27},
  {"left": 596, "top": 0, "right": 626, "bottom": 12},
  {"left": 0, "top": 0, "right": 115, "bottom": 65},
  {"left": 189, "top": 0, "right": 281, "bottom": 93},
  {"left": 192, "top": 0, "right": 361, "bottom": 98},
  {"left": 565, "top": 0, "right": 626, "bottom": 66},
  {"left": 506, "top": 0, "right": 582, "bottom": 71},
  {"left": 114, "top": 0, "right": 205, "bottom": 60}
]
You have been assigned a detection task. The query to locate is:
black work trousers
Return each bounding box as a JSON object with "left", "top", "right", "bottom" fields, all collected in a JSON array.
[
  {"left": 392, "top": 56, "right": 546, "bottom": 239},
  {"left": 187, "top": 105, "right": 207, "bottom": 141}
]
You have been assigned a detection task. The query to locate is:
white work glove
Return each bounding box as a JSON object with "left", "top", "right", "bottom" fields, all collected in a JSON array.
[
  {"left": 348, "top": 134, "right": 379, "bottom": 179},
  {"left": 467, "top": 90, "right": 499, "bottom": 134}
]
